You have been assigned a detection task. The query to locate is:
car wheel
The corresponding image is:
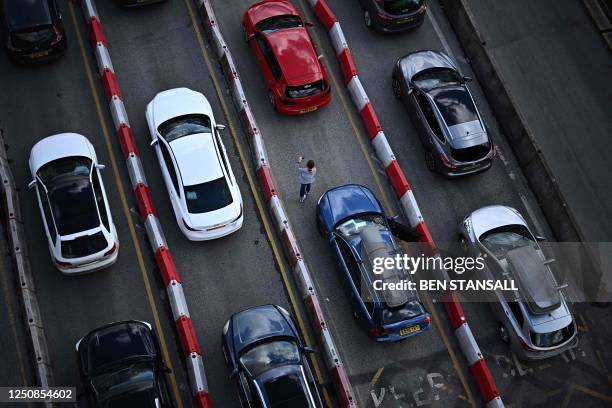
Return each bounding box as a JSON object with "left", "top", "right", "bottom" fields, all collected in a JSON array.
[
  {"left": 268, "top": 90, "right": 276, "bottom": 111},
  {"left": 425, "top": 151, "right": 436, "bottom": 172},
  {"left": 364, "top": 10, "right": 373, "bottom": 28},
  {"left": 392, "top": 77, "right": 402, "bottom": 100},
  {"left": 498, "top": 323, "right": 510, "bottom": 344}
]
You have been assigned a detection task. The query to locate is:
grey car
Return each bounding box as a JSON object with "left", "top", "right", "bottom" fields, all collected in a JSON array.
[
  {"left": 458, "top": 205, "right": 578, "bottom": 360},
  {"left": 359, "top": 0, "right": 427, "bottom": 33},
  {"left": 392, "top": 50, "right": 495, "bottom": 177}
]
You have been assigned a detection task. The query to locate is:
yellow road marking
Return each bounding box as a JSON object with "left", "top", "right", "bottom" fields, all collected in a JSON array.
[
  {"left": 181, "top": 0, "right": 333, "bottom": 406},
  {"left": 572, "top": 384, "right": 612, "bottom": 402},
  {"left": 0, "top": 242, "right": 30, "bottom": 406},
  {"left": 370, "top": 367, "right": 384, "bottom": 386},
  {"left": 296, "top": 1, "right": 477, "bottom": 406},
  {"left": 68, "top": 4, "right": 183, "bottom": 407}
]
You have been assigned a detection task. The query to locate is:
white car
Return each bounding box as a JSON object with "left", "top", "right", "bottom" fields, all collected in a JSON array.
[
  {"left": 146, "top": 88, "right": 243, "bottom": 240},
  {"left": 28, "top": 133, "right": 119, "bottom": 274}
]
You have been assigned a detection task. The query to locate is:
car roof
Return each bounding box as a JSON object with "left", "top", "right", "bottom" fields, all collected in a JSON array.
[
  {"left": 399, "top": 50, "right": 457, "bottom": 81},
  {"left": 2, "top": 0, "right": 53, "bottom": 31},
  {"left": 246, "top": 0, "right": 299, "bottom": 26},
  {"left": 231, "top": 305, "right": 296, "bottom": 355},
  {"left": 169, "top": 133, "right": 223, "bottom": 186},
  {"left": 319, "top": 184, "right": 383, "bottom": 231},
  {"left": 266, "top": 28, "right": 322, "bottom": 86},
  {"left": 470, "top": 205, "right": 527, "bottom": 239}
]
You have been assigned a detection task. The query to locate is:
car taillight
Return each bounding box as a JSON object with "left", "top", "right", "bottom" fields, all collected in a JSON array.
[
  {"left": 490, "top": 145, "right": 497, "bottom": 158},
  {"left": 377, "top": 12, "right": 393, "bottom": 20},
  {"left": 440, "top": 153, "right": 456, "bottom": 168},
  {"left": 51, "top": 27, "right": 63, "bottom": 45},
  {"left": 423, "top": 315, "right": 431, "bottom": 325},
  {"left": 232, "top": 204, "right": 243, "bottom": 223},
  {"left": 55, "top": 259, "right": 72, "bottom": 267},
  {"left": 368, "top": 326, "right": 389, "bottom": 337},
  {"left": 279, "top": 96, "right": 297, "bottom": 105},
  {"left": 104, "top": 243, "right": 117, "bottom": 257},
  {"left": 183, "top": 219, "right": 199, "bottom": 232}
]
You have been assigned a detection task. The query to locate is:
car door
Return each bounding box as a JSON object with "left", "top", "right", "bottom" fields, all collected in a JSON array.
[
  {"left": 332, "top": 235, "right": 369, "bottom": 321},
  {"left": 413, "top": 90, "right": 445, "bottom": 149},
  {"left": 155, "top": 139, "right": 183, "bottom": 217},
  {"left": 34, "top": 180, "right": 57, "bottom": 253},
  {"left": 254, "top": 33, "right": 282, "bottom": 92}
]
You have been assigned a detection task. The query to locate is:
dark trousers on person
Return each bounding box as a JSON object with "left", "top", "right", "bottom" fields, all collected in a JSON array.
[{"left": 300, "top": 183, "right": 311, "bottom": 198}]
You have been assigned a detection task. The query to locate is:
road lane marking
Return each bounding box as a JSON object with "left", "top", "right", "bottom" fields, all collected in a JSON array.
[
  {"left": 67, "top": 4, "right": 183, "bottom": 406},
  {"left": 181, "top": 0, "right": 333, "bottom": 405},
  {"left": 296, "top": 1, "right": 477, "bottom": 406},
  {"left": 370, "top": 367, "right": 384, "bottom": 386}
]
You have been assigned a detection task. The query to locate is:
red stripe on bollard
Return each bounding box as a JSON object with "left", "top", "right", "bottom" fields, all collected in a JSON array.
[
  {"left": 415, "top": 222, "right": 435, "bottom": 250},
  {"left": 359, "top": 102, "right": 382, "bottom": 139},
  {"left": 304, "top": 294, "right": 326, "bottom": 335},
  {"left": 280, "top": 228, "right": 300, "bottom": 266},
  {"left": 469, "top": 359, "right": 501, "bottom": 403},
  {"left": 134, "top": 183, "right": 157, "bottom": 218},
  {"left": 194, "top": 391, "right": 213, "bottom": 408},
  {"left": 101, "top": 68, "right": 122, "bottom": 102},
  {"left": 256, "top": 165, "right": 276, "bottom": 201},
  {"left": 330, "top": 365, "right": 355, "bottom": 408},
  {"left": 313, "top": 0, "right": 337, "bottom": 31},
  {"left": 338, "top": 48, "right": 358, "bottom": 84},
  {"left": 117, "top": 124, "right": 140, "bottom": 159},
  {"left": 176, "top": 316, "right": 202, "bottom": 355},
  {"left": 155, "top": 247, "right": 181, "bottom": 286},
  {"left": 385, "top": 161, "right": 411, "bottom": 197},
  {"left": 89, "top": 17, "right": 108, "bottom": 48},
  {"left": 443, "top": 292, "right": 466, "bottom": 330}
]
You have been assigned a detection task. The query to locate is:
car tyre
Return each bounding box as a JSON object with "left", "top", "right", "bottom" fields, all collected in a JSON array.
[
  {"left": 364, "top": 10, "right": 373, "bottom": 28},
  {"left": 268, "top": 90, "right": 277, "bottom": 111},
  {"left": 425, "top": 151, "right": 436, "bottom": 172},
  {"left": 498, "top": 323, "right": 510, "bottom": 344},
  {"left": 392, "top": 77, "right": 402, "bottom": 99}
]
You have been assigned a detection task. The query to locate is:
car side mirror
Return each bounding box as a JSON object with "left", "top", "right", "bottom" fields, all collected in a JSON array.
[
  {"left": 407, "top": 87, "right": 414, "bottom": 95},
  {"left": 28, "top": 179, "right": 37, "bottom": 189},
  {"left": 317, "top": 54, "right": 324, "bottom": 60},
  {"left": 150, "top": 138, "right": 159, "bottom": 146},
  {"left": 216, "top": 124, "right": 226, "bottom": 131},
  {"left": 230, "top": 367, "right": 239, "bottom": 379},
  {"left": 463, "top": 75, "right": 472, "bottom": 82},
  {"left": 96, "top": 164, "right": 106, "bottom": 170},
  {"left": 303, "top": 346, "right": 316, "bottom": 354}
]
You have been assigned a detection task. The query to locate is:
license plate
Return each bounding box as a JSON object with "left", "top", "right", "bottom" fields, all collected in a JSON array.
[
  {"left": 400, "top": 325, "right": 420, "bottom": 336},
  {"left": 206, "top": 224, "right": 226, "bottom": 231},
  {"left": 30, "top": 50, "right": 50, "bottom": 58},
  {"left": 299, "top": 106, "right": 318, "bottom": 114}
]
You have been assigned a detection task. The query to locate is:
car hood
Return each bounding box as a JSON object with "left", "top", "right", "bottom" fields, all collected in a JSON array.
[
  {"left": 231, "top": 305, "right": 295, "bottom": 355},
  {"left": 267, "top": 28, "right": 322, "bottom": 86},
  {"left": 29, "top": 133, "right": 96, "bottom": 175},
  {"left": 247, "top": 0, "right": 298, "bottom": 26},
  {"left": 146, "top": 88, "right": 213, "bottom": 132},
  {"left": 399, "top": 50, "right": 457, "bottom": 81},
  {"left": 469, "top": 205, "right": 527, "bottom": 240},
  {"left": 318, "top": 184, "right": 383, "bottom": 232},
  {"left": 447, "top": 121, "right": 488, "bottom": 149}
]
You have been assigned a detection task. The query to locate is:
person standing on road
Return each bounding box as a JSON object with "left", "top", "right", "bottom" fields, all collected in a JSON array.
[{"left": 296, "top": 156, "right": 316, "bottom": 203}]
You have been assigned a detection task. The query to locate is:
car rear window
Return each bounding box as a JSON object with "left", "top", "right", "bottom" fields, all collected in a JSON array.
[
  {"left": 3, "top": 0, "right": 53, "bottom": 31},
  {"left": 158, "top": 114, "right": 211, "bottom": 143},
  {"left": 12, "top": 26, "right": 55, "bottom": 44},
  {"left": 450, "top": 142, "right": 490, "bottom": 162},
  {"left": 61, "top": 231, "right": 108, "bottom": 258},
  {"left": 530, "top": 323, "right": 575, "bottom": 347},
  {"left": 263, "top": 372, "right": 311, "bottom": 408},
  {"left": 382, "top": 300, "right": 424, "bottom": 325},
  {"left": 381, "top": 0, "right": 424, "bottom": 15},
  {"left": 184, "top": 177, "right": 233, "bottom": 213},
  {"left": 432, "top": 88, "right": 478, "bottom": 126},
  {"left": 256, "top": 15, "right": 303, "bottom": 34},
  {"left": 286, "top": 79, "right": 327, "bottom": 99}
]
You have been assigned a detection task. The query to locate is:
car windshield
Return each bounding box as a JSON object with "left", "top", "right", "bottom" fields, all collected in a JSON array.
[
  {"left": 239, "top": 340, "right": 300, "bottom": 378},
  {"left": 158, "top": 114, "right": 212, "bottom": 143},
  {"left": 256, "top": 15, "right": 303, "bottom": 34},
  {"left": 184, "top": 177, "right": 233, "bottom": 213},
  {"left": 431, "top": 88, "right": 479, "bottom": 126},
  {"left": 38, "top": 157, "right": 100, "bottom": 236},
  {"left": 3, "top": 0, "right": 52, "bottom": 31},
  {"left": 479, "top": 225, "right": 535, "bottom": 260},
  {"left": 286, "top": 79, "right": 326, "bottom": 99},
  {"left": 262, "top": 372, "right": 312, "bottom": 408},
  {"left": 335, "top": 214, "right": 387, "bottom": 239},
  {"left": 382, "top": 300, "right": 424, "bottom": 325},
  {"left": 91, "top": 362, "right": 155, "bottom": 403},
  {"left": 382, "top": 0, "right": 424, "bottom": 15},
  {"left": 61, "top": 232, "right": 108, "bottom": 258},
  {"left": 412, "top": 68, "right": 462, "bottom": 92}
]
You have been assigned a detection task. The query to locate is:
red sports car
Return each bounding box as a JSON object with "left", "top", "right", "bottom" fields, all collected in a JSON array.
[{"left": 243, "top": 0, "right": 332, "bottom": 115}]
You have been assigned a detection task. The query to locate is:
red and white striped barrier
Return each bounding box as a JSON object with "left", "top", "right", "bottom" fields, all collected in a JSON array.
[
  {"left": 80, "top": 1, "right": 211, "bottom": 407},
  {"left": 307, "top": 1, "right": 503, "bottom": 406},
  {"left": 196, "top": 0, "right": 356, "bottom": 406}
]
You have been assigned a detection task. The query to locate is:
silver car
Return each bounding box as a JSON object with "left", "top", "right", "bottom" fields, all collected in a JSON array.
[{"left": 458, "top": 205, "right": 578, "bottom": 360}]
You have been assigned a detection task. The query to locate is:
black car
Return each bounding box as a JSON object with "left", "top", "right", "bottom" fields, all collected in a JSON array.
[
  {"left": 1, "top": 0, "right": 66, "bottom": 63},
  {"left": 222, "top": 305, "right": 324, "bottom": 408},
  {"left": 359, "top": 0, "right": 427, "bottom": 33},
  {"left": 76, "top": 321, "right": 173, "bottom": 407},
  {"left": 392, "top": 50, "right": 495, "bottom": 177}
]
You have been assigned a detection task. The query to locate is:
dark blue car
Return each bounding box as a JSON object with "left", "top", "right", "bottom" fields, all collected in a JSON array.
[
  {"left": 316, "top": 184, "right": 430, "bottom": 342},
  {"left": 222, "top": 305, "right": 323, "bottom": 408}
]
